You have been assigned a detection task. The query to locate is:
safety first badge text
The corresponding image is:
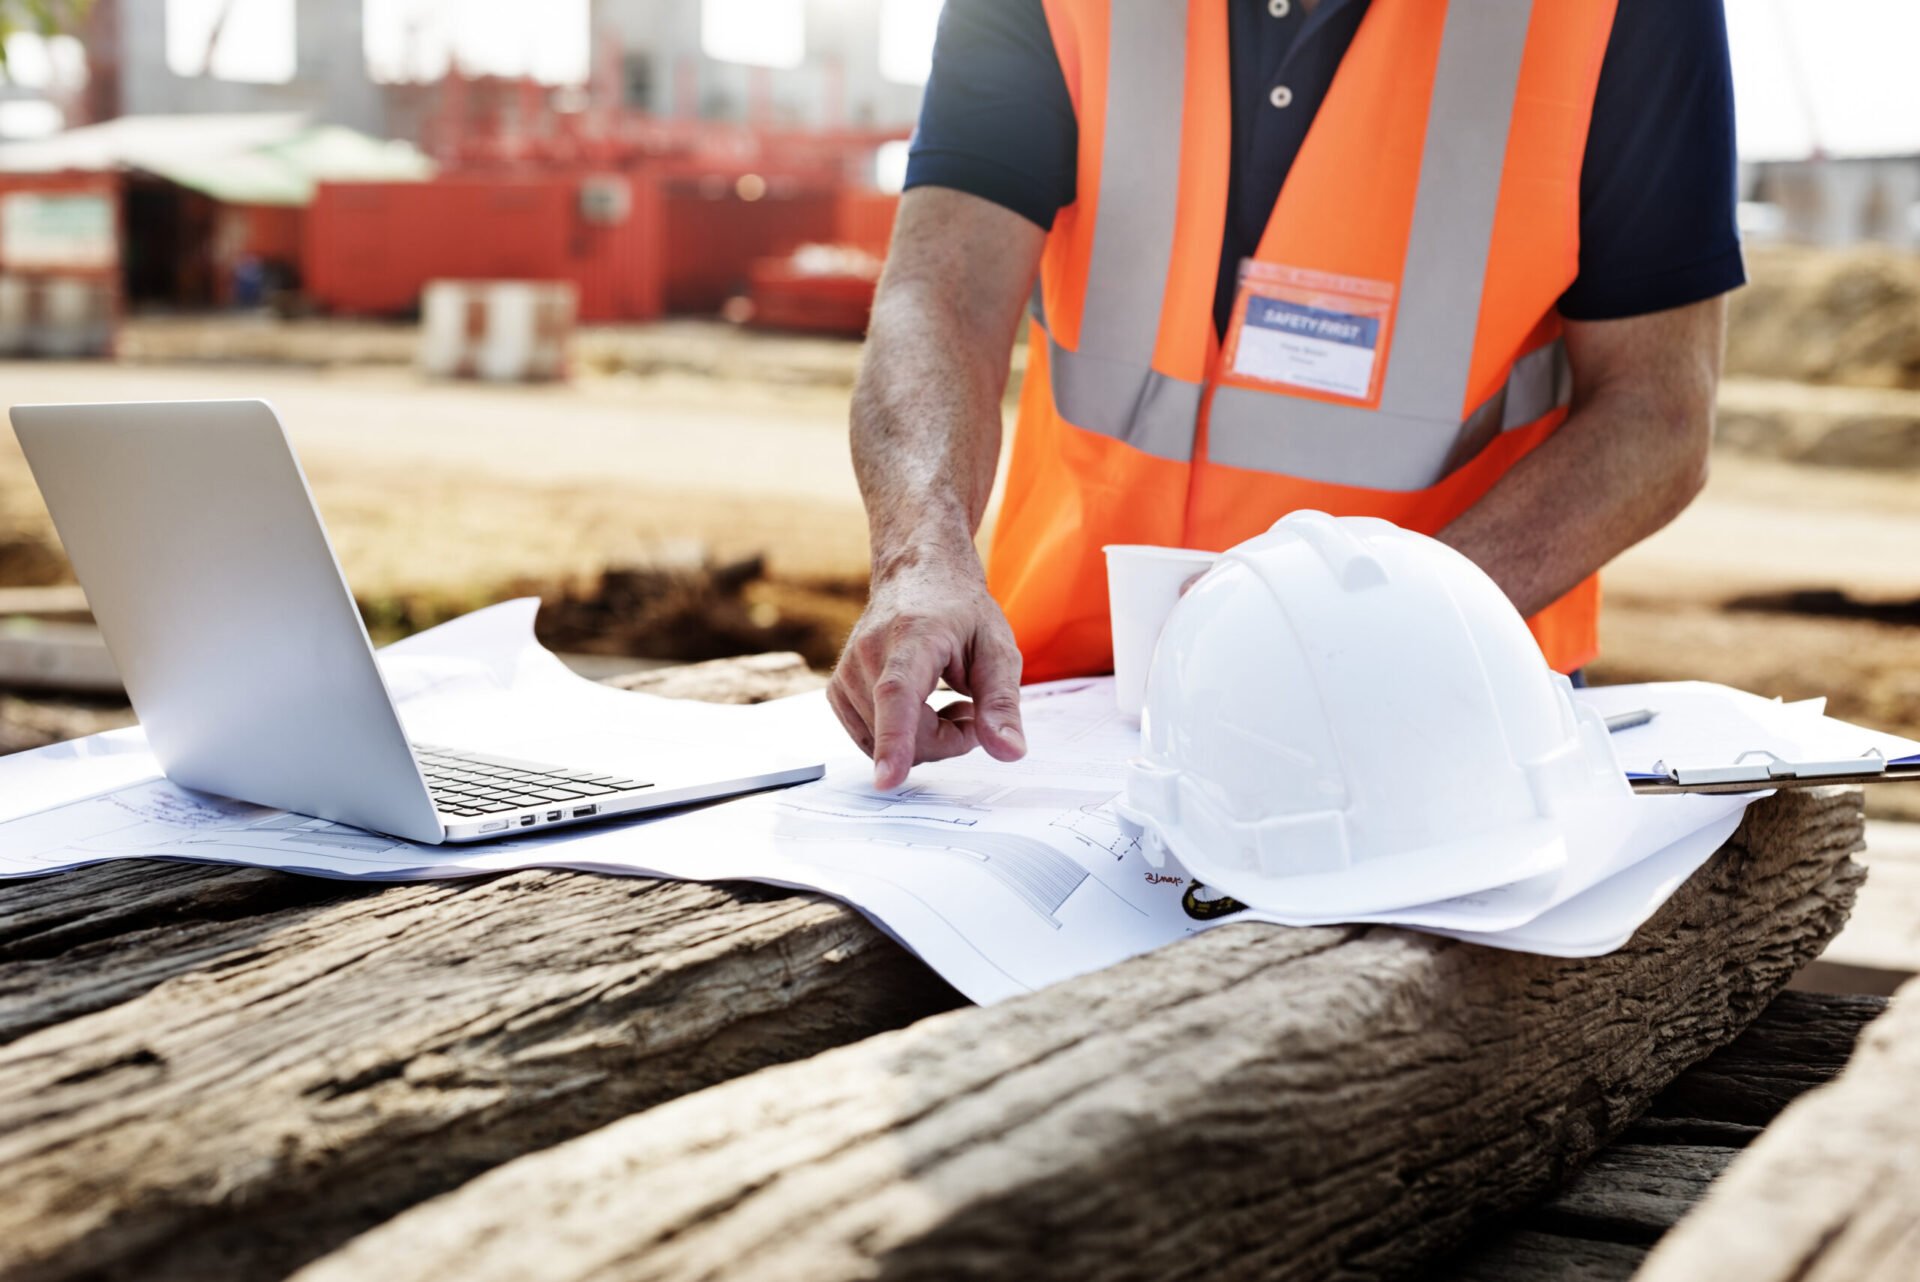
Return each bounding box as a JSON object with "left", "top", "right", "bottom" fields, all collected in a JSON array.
[{"left": 1224, "top": 261, "right": 1395, "bottom": 404}]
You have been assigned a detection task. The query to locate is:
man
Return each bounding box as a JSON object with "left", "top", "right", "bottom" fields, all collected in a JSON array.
[{"left": 829, "top": 0, "right": 1743, "bottom": 790}]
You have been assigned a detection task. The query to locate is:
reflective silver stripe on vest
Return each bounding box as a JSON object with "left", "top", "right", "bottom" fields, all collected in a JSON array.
[
  {"left": 1078, "top": 0, "right": 1188, "bottom": 373},
  {"left": 1037, "top": 0, "right": 1198, "bottom": 463},
  {"left": 1033, "top": 279, "right": 1203, "bottom": 460},
  {"left": 1048, "top": 333, "right": 1206, "bottom": 460},
  {"left": 1495, "top": 334, "right": 1574, "bottom": 432},
  {"left": 1208, "top": 338, "right": 1571, "bottom": 490},
  {"left": 1373, "top": 0, "right": 1534, "bottom": 424},
  {"left": 1039, "top": 0, "right": 1557, "bottom": 489}
]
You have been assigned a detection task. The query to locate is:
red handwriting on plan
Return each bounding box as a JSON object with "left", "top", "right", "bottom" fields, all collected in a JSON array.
[{"left": 1144, "top": 873, "right": 1185, "bottom": 886}]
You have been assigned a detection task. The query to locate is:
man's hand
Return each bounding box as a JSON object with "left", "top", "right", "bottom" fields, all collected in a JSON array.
[
  {"left": 829, "top": 553, "right": 1025, "bottom": 790},
  {"left": 834, "top": 187, "right": 1046, "bottom": 787}
]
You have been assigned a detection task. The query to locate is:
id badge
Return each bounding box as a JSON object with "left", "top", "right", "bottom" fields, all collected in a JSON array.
[{"left": 1223, "top": 262, "right": 1396, "bottom": 405}]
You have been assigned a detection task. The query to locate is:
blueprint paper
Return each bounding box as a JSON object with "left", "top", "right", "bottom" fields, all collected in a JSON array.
[
  {"left": 1276, "top": 787, "right": 1751, "bottom": 936},
  {"left": 0, "top": 726, "right": 163, "bottom": 818},
  {"left": 1431, "top": 808, "right": 1746, "bottom": 956},
  {"left": 0, "top": 599, "right": 1859, "bottom": 1005},
  {"left": 1767, "top": 700, "right": 1920, "bottom": 763}
]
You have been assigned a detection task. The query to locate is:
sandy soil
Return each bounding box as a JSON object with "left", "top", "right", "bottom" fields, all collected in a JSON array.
[
  {"left": 1608, "top": 452, "right": 1920, "bottom": 604},
  {"left": 1727, "top": 244, "right": 1920, "bottom": 390},
  {"left": 0, "top": 359, "right": 879, "bottom": 594}
]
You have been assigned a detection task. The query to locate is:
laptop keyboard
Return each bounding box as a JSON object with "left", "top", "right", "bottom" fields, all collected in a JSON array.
[{"left": 411, "top": 743, "right": 652, "bottom": 819}]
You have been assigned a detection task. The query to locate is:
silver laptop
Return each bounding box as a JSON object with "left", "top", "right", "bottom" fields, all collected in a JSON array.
[{"left": 10, "top": 398, "right": 824, "bottom": 844}]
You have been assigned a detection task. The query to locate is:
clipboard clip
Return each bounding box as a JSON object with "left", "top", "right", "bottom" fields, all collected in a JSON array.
[
  {"left": 1632, "top": 748, "right": 1920, "bottom": 793},
  {"left": 1668, "top": 747, "right": 1885, "bottom": 787}
]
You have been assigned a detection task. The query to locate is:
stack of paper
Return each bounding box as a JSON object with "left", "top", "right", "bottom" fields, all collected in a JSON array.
[{"left": 2, "top": 602, "right": 1912, "bottom": 1005}]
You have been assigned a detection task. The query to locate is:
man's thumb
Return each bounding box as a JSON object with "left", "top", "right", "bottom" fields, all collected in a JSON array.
[{"left": 970, "top": 640, "right": 1027, "bottom": 759}]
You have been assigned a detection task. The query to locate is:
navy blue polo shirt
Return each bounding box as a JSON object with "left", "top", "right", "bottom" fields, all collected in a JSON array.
[{"left": 906, "top": 0, "right": 1746, "bottom": 335}]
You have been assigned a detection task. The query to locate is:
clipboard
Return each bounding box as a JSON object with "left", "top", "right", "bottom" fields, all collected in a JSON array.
[{"left": 1628, "top": 749, "right": 1920, "bottom": 795}]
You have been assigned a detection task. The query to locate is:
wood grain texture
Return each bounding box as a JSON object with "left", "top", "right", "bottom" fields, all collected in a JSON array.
[
  {"left": 1522, "top": 1144, "right": 1738, "bottom": 1245},
  {"left": 0, "top": 658, "right": 957, "bottom": 1282},
  {"left": 1633, "top": 972, "right": 1920, "bottom": 1282},
  {"left": 1804, "top": 820, "right": 1920, "bottom": 986},
  {"left": 1426, "top": 1231, "right": 1650, "bottom": 1282},
  {"left": 1426, "top": 989, "right": 1887, "bottom": 1282},
  {"left": 0, "top": 859, "right": 358, "bottom": 1042},
  {"left": 1637, "top": 988, "right": 1887, "bottom": 1130},
  {"left": 293, "top": 788, "right": 1867, "bottom": 1282}
]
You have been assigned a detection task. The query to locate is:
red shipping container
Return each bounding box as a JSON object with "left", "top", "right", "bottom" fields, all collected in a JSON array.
[
  {"left": 834, "top": 190, "right": 900, "bottom": 258},
  {"left": 211, "top": 203, "right": 304, "bottom": 305},
  {"left": 747, "top": 265, "right": 876, "bottom": 336},
  {"left": 309, "top": 172, "right": 889, "bottom": 323},
  {"left": 305, "top": 174, "right": 664, "bottom": 322},
  {"left": 656, "top": 174, "right": 840, "bottom": 314}
]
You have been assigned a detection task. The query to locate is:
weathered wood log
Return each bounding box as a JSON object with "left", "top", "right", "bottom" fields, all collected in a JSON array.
[
  {"left": 1632, "top": 972, "right": 1920, "bottom": 1282},
  {"left": 1520, "top": 1143, "right": 1739, "bottom": 1246},
  {"left": 1, "top": 875, "right": 953, "bottom": 1282},
  {"left": 0, "top": 690, "right": 135, "bottom": 754},
  {"left": 292, "top": 788, "right": 1866, "bottom": 1282},
  {"left": 1637, "top": 987, "right": 1887, "bottom": 1130},
  {"left": 0, "top": 621, "right": 120, "bottom": 693},
  {"left": 1425, "top": 1232, "right": 1651, "bottom": 1282},
  {"left": 1430, "top": 988, "right": 1887, "bottom": 1281},
  {"left": 1794, "top": 819, "right": 1920, "bottom": 995},
  {"left": 1424, "top": 989, "right": 1888, "bottom": 1282},
  {"left": 0, "top": 585, "right": 91, "bottom": 618},
  {"left": 0, "top": 860, "right": 358, "bottom": 1042},
  {"left": 0, "top": 656, "right": 957, "bottom": 1282}
]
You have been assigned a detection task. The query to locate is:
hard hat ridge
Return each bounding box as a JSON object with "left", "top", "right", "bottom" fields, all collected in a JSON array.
[{"left": 1242, "top": 509, "right": 1396, "bottom": 593}]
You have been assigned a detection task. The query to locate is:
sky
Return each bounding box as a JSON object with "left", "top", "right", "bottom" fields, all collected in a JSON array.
[
  {"left": 164, "top": 0, "right": 298, "bottom": 81},
  {"left": 158, "top": 0, "right": 595, "bottom": 86},
  {"left": 1724, "top": 0, "right": 1920, "bottom": 160},
  {"left": 6, "top": 1, "right": 1920, "bottom": 160},
  {"left": 359, "top": 0, "right": 593, "bottom": 85}
]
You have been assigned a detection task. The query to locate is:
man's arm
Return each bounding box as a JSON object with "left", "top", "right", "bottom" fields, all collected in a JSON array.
[
  {"left": 1440, "top": 296, "right": 1724, "bottom": 618},
  {"left": 829, "top": 187, "right": 1045, "bottom": 789}
]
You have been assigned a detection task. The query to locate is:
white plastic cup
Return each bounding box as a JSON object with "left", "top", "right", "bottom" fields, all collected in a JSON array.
[{"left": 1104, "top": 544, "right": 1221, "bottom": 719}]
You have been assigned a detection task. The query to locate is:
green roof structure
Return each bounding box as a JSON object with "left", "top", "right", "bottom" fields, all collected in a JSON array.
[{"left": 0, "top": 113, "right": 435, "bottom": 205}]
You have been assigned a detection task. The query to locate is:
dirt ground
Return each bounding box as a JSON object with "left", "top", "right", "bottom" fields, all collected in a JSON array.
[
  {"left": 2, "top": 248, "right": 1917, "bottom": 819},
  {"left": 1727, "top": 244, "right": 1920, "bottom": 390}
]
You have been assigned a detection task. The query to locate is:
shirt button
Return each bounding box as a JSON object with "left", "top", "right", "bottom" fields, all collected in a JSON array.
[
  {"left": 1269, "top": 84, "right": 1294, "bottom": 109},
  {"left": 1268, "top": 0, "right": 1291, "bottom": 16}
]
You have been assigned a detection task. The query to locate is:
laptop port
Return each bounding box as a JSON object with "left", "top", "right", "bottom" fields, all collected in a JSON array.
[
  {"left": 546, "top": 810, "right": 562, "bottom": 822},
  {"left": 519, "top": 815, "right": 536, "bottom": 827},
  {"left": 573, "top": 804, "right": 598, "bottom": 818}
]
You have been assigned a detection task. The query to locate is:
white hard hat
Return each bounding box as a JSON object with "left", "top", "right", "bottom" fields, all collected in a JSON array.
[{"left": 1112, "top": 511, "right": 1629, "bottom": 917}]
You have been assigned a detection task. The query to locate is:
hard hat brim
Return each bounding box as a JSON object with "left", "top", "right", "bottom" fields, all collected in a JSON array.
[{"left": 1119, "top": 800, "right": 1570, "bottom": 919}]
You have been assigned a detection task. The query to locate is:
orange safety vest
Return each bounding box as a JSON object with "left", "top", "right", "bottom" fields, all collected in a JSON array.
[{"left": 987, "top": 0, "right": 1620, "bottom": 682}]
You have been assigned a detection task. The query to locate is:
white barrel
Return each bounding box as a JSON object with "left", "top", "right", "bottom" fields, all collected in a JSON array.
[
  {"left": 417, "top": 280, "right": 471, "bottom": 378},
  {"left": 36, "top": 277, "right": 109, "bottom": 357},
  {"left": 417, "top": 279, "right": 574, "bottom": 382}
]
